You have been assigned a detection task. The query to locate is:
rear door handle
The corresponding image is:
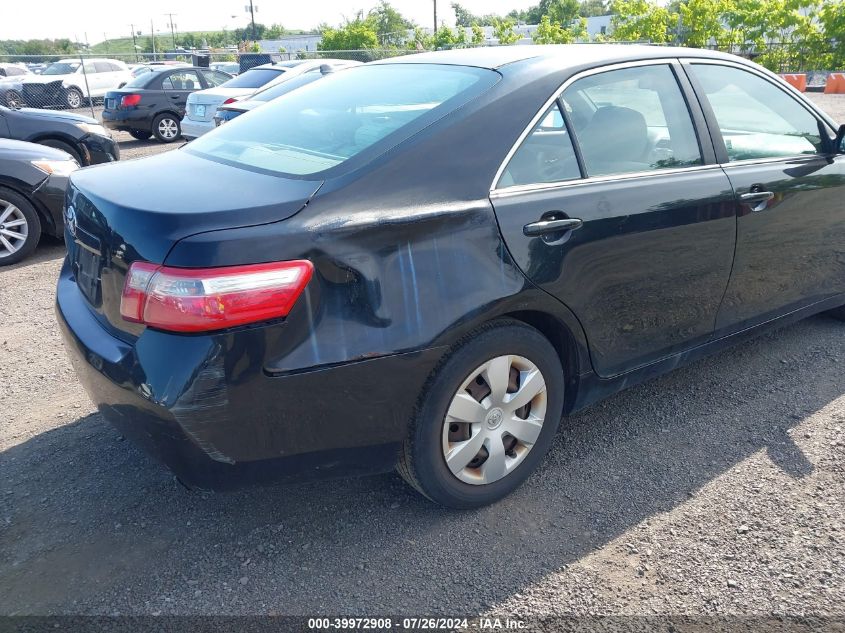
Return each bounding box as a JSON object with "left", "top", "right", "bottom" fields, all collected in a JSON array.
[
  {"left": 523, "top": 217, "right": 583, "bottom": 237},
  {"left": 739, "top": 190, "right": 774, "bottom": 212}
]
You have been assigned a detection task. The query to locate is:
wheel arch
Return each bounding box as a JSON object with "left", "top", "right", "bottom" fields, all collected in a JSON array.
[
  {"left": 0, "top": 182, "right": 54, "bottom": 236},
  {"left": 498, "top": 309, "right": 587, "bottom": 415},
  {"left": 28, "top": 135, "right": 86, "bottom": 164}
]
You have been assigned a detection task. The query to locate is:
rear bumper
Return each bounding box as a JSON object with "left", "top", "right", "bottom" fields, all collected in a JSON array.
[
  {"left": 56, "top": 261, "right": 443, "bottom": 489},
  {"left": 102, "top": 109, "right": 151, "bottom": 134},
  {"left": 180, "top": 117, "right": 214, "bottom": 140}
]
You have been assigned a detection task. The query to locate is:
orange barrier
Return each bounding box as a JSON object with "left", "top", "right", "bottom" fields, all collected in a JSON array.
[
  {"left": 824, "top": 73, "right": 845, "bottom": 94},
  {"left": 780, "top": 73, "right": 807, "bottom": 92}
]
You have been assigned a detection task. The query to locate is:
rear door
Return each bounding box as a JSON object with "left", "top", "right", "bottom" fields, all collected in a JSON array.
[
  {"left": 684, "top": 61, "right": 845, "bottom": 333},
  {"left": 162, "top": 70, "right": 203, "bottom": 117},
  {"left": 492, "top": 61, "right": 737, "bottom": 377}
]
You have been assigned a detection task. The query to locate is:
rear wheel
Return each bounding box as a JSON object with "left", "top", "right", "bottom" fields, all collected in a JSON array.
[
  {"left": 38, "top": 139, "right": 83, "bottom": 165},
  {"left": 0, "top": 188, "right": 41, "bottom": 266},
  {"left": 128, "top": 129, "right": 153, "bottom": 141},
  {"left": 398, "top": 320, "right": 564, "bottom": 508},
  {"left": 152, "top": 113, "right": 180, "bottom": 143},
  {"left": 64, "top": 87, "right": 83, "bottom": 109}
]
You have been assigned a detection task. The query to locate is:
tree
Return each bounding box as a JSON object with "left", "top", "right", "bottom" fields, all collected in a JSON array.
[
  {"left": 471, "top": 23, "right": 486, "bottom": 45},
  {"left": 367, "top": 1, "right": 412, "bottom": 46},
  {"left": 679, "top": 0, "right": 728, "bottom": 47},
  {"left": 579, "top": 0, "right": 607, "bottom": 17},
  {"left": 492, "top": 18, "right": 521, "bottom": 44},
  {"left": 534, "top": 14, "right": 588, "bottom": 42},
  {"left": 452, "top": 2, "right": 478, "bottom": 27},
  {"left": 818, "top": 0, "right": 845, "bottom": 68},
  {"left": 319, "top": 15, "right": 379, "bottom": 51},
  {"left": 609, "top": 0, "right": 673, "bottom": 42}
]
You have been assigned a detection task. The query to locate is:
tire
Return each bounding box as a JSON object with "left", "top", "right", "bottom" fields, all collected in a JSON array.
[
  {"left": 5, "top": 90, "right": 23, "bottom": 108},
  {"left": 398, "top": 319, "right": 565, "bottom": 509},
  {"left": 64, "top": 87, "right": 83, "bottom": 109},
  {"left": 152, "top": 113, "right": 181, "bottom": 143},
  {"left": 38, "top": 139, "right": 83, "bottom": 165},
  {"left": 128, "top": 129, "right": 153, "bottom": 141},
  {"left": 0, "top": 187, "right": 42, "bottom": 266}
]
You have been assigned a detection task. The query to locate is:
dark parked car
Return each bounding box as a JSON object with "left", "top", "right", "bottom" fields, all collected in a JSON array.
[
  {"left": 0, "top": 104, "right": 119, "bottom": 166},
  {"left": 57, "top": 46, "right": 845, "bottom": 508},
  {"left": 0, "top": 139, "right": 77, "bottom": 265},
  {"left": 102, "top": 66, "right": 232, "bottom": 142},
  {"left": 213, "top": 63, "right": 348, "bottom": 127}
]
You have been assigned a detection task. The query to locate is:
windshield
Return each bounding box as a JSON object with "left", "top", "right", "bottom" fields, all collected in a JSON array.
[
  {"left": 42, "top": 62, "right": 80, "bottom": 75},
  {"left": 187, "top": 63, "right": 497, "bottom": 177},
  {"left": 252, "top": 72, "right": 322, "bottom": 102},
  {"left": 219, "top": 68, "right": 284, "bottom": 89}
]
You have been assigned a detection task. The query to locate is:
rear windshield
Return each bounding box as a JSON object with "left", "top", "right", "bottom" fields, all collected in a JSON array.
[
  {"left": 124, "top": 72, "right": 156, "bottom": 88},
  {"left": 219, "top": 68, "right": 284, "bottom": 89},
  {"left": 186, "top": 63, "right": 498, "bottom": 177}
]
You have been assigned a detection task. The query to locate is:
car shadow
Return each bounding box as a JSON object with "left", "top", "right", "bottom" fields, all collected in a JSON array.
[
  {"left": 1, "top": 316, "right": 842, "bottom": 615},
  {"left": 3, "top": 241, "right": 65, "bottom": 271}
]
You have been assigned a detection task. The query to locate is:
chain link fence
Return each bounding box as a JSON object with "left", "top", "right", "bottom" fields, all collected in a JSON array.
[
  {"left": 1, "top": 43, "right": 841, "bottom": 117},
  {"left": 0, "top": 50, "right": 421, "bottom": 115}
]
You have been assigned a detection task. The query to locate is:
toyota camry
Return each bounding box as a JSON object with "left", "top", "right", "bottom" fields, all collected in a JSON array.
[{"left": 57, "top": 46, "right": 845, "bottom": 508}]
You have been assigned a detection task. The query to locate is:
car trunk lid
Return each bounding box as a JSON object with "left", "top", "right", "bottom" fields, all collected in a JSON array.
[{"left": 65, "top": 148, "right": 322, "bottom": 339}]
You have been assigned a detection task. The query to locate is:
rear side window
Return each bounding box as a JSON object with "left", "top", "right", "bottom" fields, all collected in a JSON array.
[
  {"left": 162, "top": 71, "right": 202, "bottom": 91},
  {"left": 689, "top": 64, "right": 825, "bottom": 161},
  {"left": 499, "top": 102, "right": 581, "bottom": 187},
  {"left": 187, "top": 64, "right": 497, "bottom": 176},
  {"left": 563, "top": 65, "right": 702, "bottom": 177}
]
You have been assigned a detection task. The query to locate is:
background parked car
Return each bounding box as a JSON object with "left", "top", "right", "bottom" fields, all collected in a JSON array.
[
  {"left": 21, "top": 58, "right": 131, "bottom": 109},
  {"left": 181, "top": 59, "right": 360, "bottom": 139},
  {"left": 214, "top": 62, "right": 351, "bottom": 127},
  {"left": 0, "top": 72, "right": 30, "bottom": 108},
  {"left": 0, "top": 63, "right": 28, "bottom": 78},
  {"left": 0, "top": 104, "right": 119, "bottom": 165},
  {"left": 210, "top": 61, "right": 240, "bottom": 76},
  {"left": 102, "top": 66, "right": 232, "bottom": 142},
  {"left": 0, "top": 138, "right": 78, "bottom": 265}
]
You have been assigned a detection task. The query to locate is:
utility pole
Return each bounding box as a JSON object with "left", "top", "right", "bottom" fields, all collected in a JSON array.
[
  {"left": 433, "top": 0, "right": 438, "bottom": 34},
  {"left": 103, "top": 33, "right": 109, "bottom": 54},
  {"left": 247, "top": 0, "right": 257, "bottom": 41},
  {"left": 129, "top": 24, "right": 138, "bottom": 62},
  {"left": 165, "top": 13, "right": 178, "bottom": 50},
  {"left": 150, "top": 19, "right": 157, "bottom": 61}
]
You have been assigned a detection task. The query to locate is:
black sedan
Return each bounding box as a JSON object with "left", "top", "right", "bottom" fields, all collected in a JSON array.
[
  {"left": 0, "top": 104, "right": 119, "bottom": 166},
  {"left": 102, "top": 66, "right": 232, "bottom": 142},
  {"left": 57, "top": 46, "right": 845, "bottom": 508},
  {"left": 0, "top": 139, "right": 77, "bottom": 265}
]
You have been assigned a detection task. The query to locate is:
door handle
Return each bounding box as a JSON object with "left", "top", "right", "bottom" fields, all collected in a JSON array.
[
  {"left": 523, "top": 217, "right": 583, "bottom": 237},
  {"left": 739, "top": 190, "right": 774, "bottom": 212}
]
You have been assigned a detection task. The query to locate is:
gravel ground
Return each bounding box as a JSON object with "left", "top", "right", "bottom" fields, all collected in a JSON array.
[{"left": 0, "top": 95, "right": 843, "bottom": 621}]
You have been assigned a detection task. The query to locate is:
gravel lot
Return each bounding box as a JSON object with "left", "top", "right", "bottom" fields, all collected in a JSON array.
[{"left": 0, "top": 95, "right": 843, "bottom": 621}]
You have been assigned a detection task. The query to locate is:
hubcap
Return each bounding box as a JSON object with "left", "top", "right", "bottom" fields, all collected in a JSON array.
[
  {"left": 441, "top": 355, "right": 547, "bottom": 485},
  {"left": 67, "top": 91, "right": 80, "bottom": 108},
  {"left": 158, "top": 118, "right": 178, "bottom": 139},
  {"left": 0, "top": 200, "right": 29, "bottom": 258}
]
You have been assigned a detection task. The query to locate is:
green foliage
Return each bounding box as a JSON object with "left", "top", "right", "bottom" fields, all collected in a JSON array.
[
  {"left": 368, "top": 1, "right": 413, "bottom": 46},
  {"left": 452, "top": 2, "right": 499, "bottom": 26},
  {"left": 492, "top": 18, "right": 521, "bottom": 44},
  {"left": 579, "top": 0, "right": 608, "bottom": 17},
  {"left": 471, "top": 23, "right": 486, "bottom": 45},
  {"left": 679, "top": 0, "right": 727, "bottom": 47},
  {"left": 609, "top": 0, "right": 673, "bottom": 42},
  {"left": 319, "top": 14, "right": 380, "bottom": 51},
  {"left": 534, "top": 15, "right": 588, "bottom": 42}
]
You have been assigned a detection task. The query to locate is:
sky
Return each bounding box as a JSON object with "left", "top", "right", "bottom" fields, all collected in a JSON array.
[{"left": 0, "top": 0, "right": 538, "bottom": 42}]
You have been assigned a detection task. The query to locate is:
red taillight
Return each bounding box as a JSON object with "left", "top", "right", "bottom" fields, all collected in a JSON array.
[
  {"left": 120, "top": 261, "right": 314, "bottom": 332},
  {"left": 222, "top": 97, "right": 239, "bottom": 105},
  {"left": 120, "top": 94, "right": 142, "bottom": 108}
]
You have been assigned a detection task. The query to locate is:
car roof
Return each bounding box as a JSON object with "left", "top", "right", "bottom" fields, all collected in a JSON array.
[{"left": 372, "top": 44, "right": 747, "bottom": 70}]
